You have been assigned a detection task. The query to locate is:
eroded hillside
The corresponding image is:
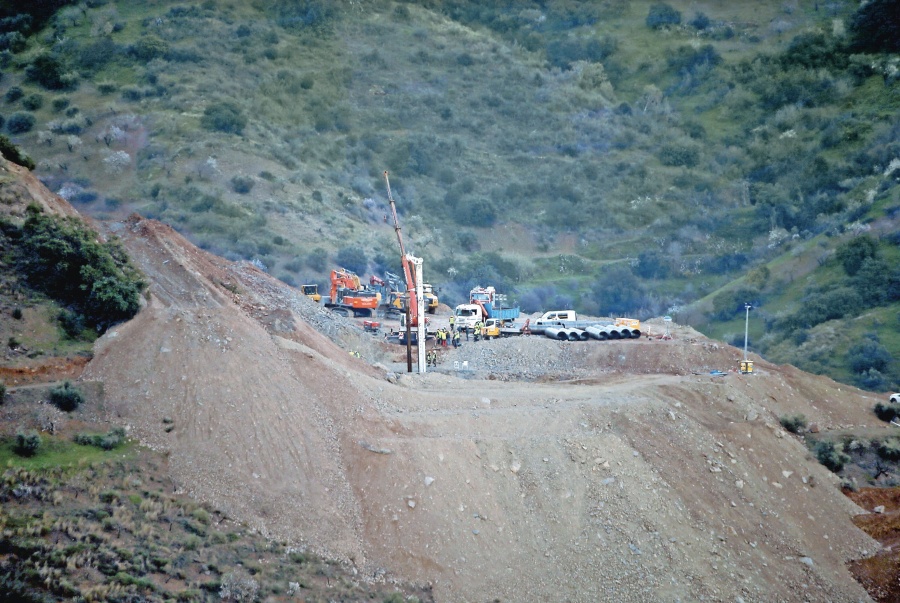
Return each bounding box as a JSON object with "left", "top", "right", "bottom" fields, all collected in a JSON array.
[{"left": 71, "top": 204, "right": 888, "bottom": 601}]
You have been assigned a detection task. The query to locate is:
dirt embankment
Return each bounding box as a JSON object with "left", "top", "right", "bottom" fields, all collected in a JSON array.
[{"left": 69, "top": 210, "right": 891, "bottom": 602}]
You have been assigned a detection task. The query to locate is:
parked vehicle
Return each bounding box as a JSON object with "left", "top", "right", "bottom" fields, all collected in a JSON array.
[{"left": 454, "top": 286, "right": 520, "bottom": 330}]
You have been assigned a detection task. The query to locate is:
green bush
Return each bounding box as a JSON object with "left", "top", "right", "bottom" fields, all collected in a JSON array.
[
  {"left": 646, "top": 3, "right": 681, "bottom": 29},
  {"left": 50, "top": 381, "right": 85, "bottom": 412},
  {"left": 14, "top": 430, "right": 41, "bottom": 456},
  {"left": 876, "top": 437, "right": 900, "bottom": 462},
  {"left": 779, "top": 414, "right": 807, "bottom": 434},
  {"left": 848, "top": 0, "right": 900, "bottom": 53},
  {"left": 847, "top": 338, "right": 892, "bottom": 374},
  {"left": 230, "top": 175, "right": 255, "bottom": 194},
  {"left": 0, "top": 381, "right": 6, "bottom": 405},
  {"left": 4, "top": 86, "right": 23, "bottom": 103},
  {"left": 15, "top": 206, "right": 144, "bottom": 330},
  {"left": 874, "top": 402, "right": 899, "bottom": 422},
  {"left": 25, "top": 53, "right": 73, "bottom": 90},
  {"left": 22, "top": 94, "right": 43, "bottom": 111},
  {"left": 74, "top": 427, "right": 126, "bottom": 450},
  {"left": 814, "top": 440, "right": 850, "bottom": 473},
  {"left": 0, "top": 134, "right": 35, "bottom": 169},
  {"left": 6, "top": 112, "right": 35, "bottom": 134},
  {"left": 200, "top": 101, "right": 246, "bottom": 135},
  {"left": 835, "top": 235, "right": 879, "bottom": 276}
]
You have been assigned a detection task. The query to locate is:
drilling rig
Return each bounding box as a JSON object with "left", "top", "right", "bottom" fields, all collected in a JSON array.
[{"left": 384, "top": 170, "right": 426, "bottom": 374}]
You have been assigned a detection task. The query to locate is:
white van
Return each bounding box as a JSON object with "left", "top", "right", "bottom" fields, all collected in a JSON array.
[{"left": 538, "top": 310, "right": 577, "bottom": 322}]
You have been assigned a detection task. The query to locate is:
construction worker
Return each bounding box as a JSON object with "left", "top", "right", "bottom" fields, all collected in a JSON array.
[
  {"left": 473, "top": 321, "right": 482, "bottom": 342},
  {"left": 449, "top": 314, "right": 456, "bottom": 332},
  {"left": 442, "top": 327, "right": 449, "bottom": 347},
  {"left": 453, "top": 329, "right": 460, "bottom": 348}
]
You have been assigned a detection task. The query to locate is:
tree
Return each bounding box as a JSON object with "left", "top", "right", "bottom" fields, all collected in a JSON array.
[
  {"left": 200, "top": 102, "right": 247, "bottom": 135},
  {"left": 14, "top": 430, "right": 41, "bottom": 456},
  {"left": 635, "top": 250, "right": 670, "bottom": 279},
  {"left": 646, "top": 3, "right": 681, "bottom": 29},
  {"left": 25, "top": 53, "right": 73, "bottom": 90},
  {"left": 847, "top": 338, "right": 892, "bottom": 375},
  {"left": 335, "top": 246, "right": 367, "bottom": 275},
  {"left": 50, "top": 381, "right": 84, "bottom": 412},
  {"left": 835, "top": 235, "right": 878, "bottom": 276},
  {"left": 848, "top": 0, "right": 900, "bottom": 53},
  {"left": 17, "top": 206, "right": 144, "bottom": 331}
]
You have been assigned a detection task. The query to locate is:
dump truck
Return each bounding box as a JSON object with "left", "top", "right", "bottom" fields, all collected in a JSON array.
[
  {"left": 301, "top": 284, "right": 321, "bottom": 303},
  {"left": 454, "top": 286, "right": 520, "bottom": 330}
]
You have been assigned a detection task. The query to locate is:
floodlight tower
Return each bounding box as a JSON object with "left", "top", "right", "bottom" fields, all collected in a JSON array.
[{"left": 743, "top": 303, "right": 752, "bottom": 361}]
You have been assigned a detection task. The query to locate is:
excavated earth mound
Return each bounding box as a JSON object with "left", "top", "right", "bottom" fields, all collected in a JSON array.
[{"left": 75, "top": 214, "right": 891, "bottom": 602}]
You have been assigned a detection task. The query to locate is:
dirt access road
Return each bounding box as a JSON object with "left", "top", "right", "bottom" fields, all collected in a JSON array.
[{"left": 72, "top": 215, "right": 892, "bottom": 602}]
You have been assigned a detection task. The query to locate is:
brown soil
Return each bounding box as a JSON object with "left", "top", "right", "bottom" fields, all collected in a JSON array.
[
  {"left": 848, "top": 488, "right": 900, "bottom": 602},
  {"left": 3, "top": 157, "right": 893, "bottom": 602},
  {"left": 0, "top": 355, "right": 90, "bottom": 386}
]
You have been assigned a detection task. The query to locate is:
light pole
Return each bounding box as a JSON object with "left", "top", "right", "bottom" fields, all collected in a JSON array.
[{"left": 743, "top": 303, "right": 752, "bottom": 361}]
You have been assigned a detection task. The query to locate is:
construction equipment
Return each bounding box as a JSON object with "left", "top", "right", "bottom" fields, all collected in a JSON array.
[
  {"left": 370, "top": 272, "right": 405, "bottom": 317},
  {"left": 454, "top": 286, "right": 520, "bottom": 331},
  {"left": 325, "top": 268, "right": 379, "bottom": 317},
  {"left": 301, "top": 284, "right": 321, "bottom": 303},
  {"left": 384, "top": 170, "right": 426, "bottom": 372}
]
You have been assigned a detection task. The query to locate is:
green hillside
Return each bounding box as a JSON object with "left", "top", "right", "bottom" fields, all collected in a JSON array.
[{"left": 0, "top": 0, "right": 897, "bottom": 390}]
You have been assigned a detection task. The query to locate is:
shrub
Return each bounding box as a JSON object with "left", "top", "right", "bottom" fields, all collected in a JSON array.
[
  {"left": 230, "top": 175, "right": 254, "bottom": 194},
  {"left": 25, "top": 53, "right": 72, "bottom": 90},
  {"left": 0, "top": 134, "right": 34, "bottom": 169},
  {"left": 658, "top": 143, "right": 700, "bottom": 167},
  {"left": 6, "top": 112, "right": 35, "bottom": 133},
  {"left": 74, "top": 427, "right": 126, "bottom": 450},
  {"left": 57, "top": 309, "right": 86, "bottom": 339},
  {"left": 14, "top": 430, "right": 41, "bottom": 456},
  {"left": 814, "top": 440, "right": 850, "bottom": 473},
  {"left": 875, "top": 402, "right": 899, "bottom": 422},
  {"left": 200, "top": 101, "right": 246, "bottom": 135},
  {"left": 16, "top": 207, "right": 144, "bottom": 330},
  {"left": 4, "top": 86, "right": 22, "bottom": 103},
  {"left": 876, "top": 438, "right": 900, "bottom": 462},
  {"left": 50, "top": 381, "right": 85, "bottom": 412},
  {"left": 0, "top": 381, "right": 5, "bottom": 404},
  {"left": 779, "top": 414, "right": 807, "bottom": 434},
  {"left": 835, "top": 235, "right": 878, "bottom": 276},
  {"left": 335, "top": 246, "right": 368, "bottom": 275},
  {"left": 689, "top": 11, "right": 711, "bottom": 30},
  {"left": 51, "top": 97, "right": 70, "bottom": 112},
  {"left": 848, "top": 0, "right": 900, "bottom": 53},
  {"left": 22, "top": 94, "right": 43, "bottom": 111},
  {"left": 646, "top": 3, "right": 681, "bottom": 29},
  {"left": 128, "top": 35, "right": 168, "bottom": 61},
  {"left": 847, "top": 338, "right": 892, "bottom": 374}
]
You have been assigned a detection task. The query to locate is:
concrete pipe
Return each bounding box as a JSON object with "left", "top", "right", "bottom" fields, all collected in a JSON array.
[
  {"left": 630, "top": 328, "right": 642, "bottom": 338},
  {"left": 606, "top": 328, "right": 622, "bottom": 339},
  {"left": 585, "top": 326, "right": 608, "bottom": 340},
  {"left": 571, "top": 329, "right": 589, "bottom": 341},
  {"left": 545, "top": 327, "right": 569, "bottom": 341}
]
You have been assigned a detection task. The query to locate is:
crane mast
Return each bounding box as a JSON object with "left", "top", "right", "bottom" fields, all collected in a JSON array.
[{"left": 384, "top": 170, "right": 426, "bottom": 373}]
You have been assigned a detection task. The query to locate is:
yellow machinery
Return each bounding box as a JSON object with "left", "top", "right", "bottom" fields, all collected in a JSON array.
[{"left": 301, "top": 284, "right": 321, "bottom": 303}]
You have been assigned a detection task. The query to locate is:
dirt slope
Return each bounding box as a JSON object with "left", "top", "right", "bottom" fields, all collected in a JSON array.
[{"left": 73, "top": 211, "right": 891, "bottom": 602}]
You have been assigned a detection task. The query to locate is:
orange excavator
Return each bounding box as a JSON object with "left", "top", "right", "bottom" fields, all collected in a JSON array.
[{"left": 325, "top": 267, "right": 379, "bottom": 317}]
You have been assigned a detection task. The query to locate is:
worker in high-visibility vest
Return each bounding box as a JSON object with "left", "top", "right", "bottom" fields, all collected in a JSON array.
[
  {"left": 449, "top": 315, "right": 456, "bottom": 332},
  {"left": 473, "top": 321, "right": 482, "bottom": 341}
]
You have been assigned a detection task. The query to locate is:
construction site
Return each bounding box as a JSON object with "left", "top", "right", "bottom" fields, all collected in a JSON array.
[{"left": 2, "top": 161, "right": 897, "bottom": 602}]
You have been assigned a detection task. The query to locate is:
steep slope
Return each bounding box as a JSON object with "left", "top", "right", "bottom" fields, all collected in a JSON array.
[{"left": 77, "top": 206, "right": 886, "bottom": 601}]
